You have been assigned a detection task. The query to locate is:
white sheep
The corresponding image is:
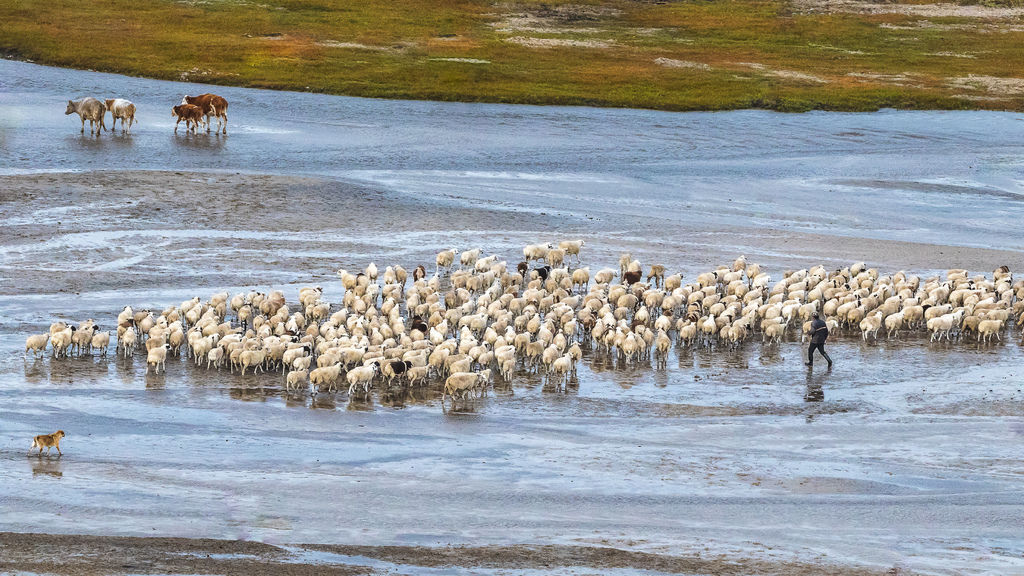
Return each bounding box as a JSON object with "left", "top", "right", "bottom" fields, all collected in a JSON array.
[
  {"left": 443, "top": 371, "right": 484, "bottom": 402},
  {"left": 762, "top": 322, "right": 784, "bottom": 344},
  {"left": 545, "top": 248, "right": 566, "bottom": 268},
  {"left": 206, "top": 347, "right": 224, "bottom": 370},
  {"left": 286, "top": 369, "right": 309, "bottom": 392},
  {"left": 25, "top": 333, "right": 49, "bottom": 357},
  {"left": 120, "top": 327, "right": 138, "bottom": 358},
  {"left": 618, "top": 253, "right": 632, "bottom": 278},
  {"left": 146, "top": 344, "right": 171, "bottom": 375},
  {"left": 523, "top": 243, "right": 550, "bottom": 264},
  {"left": 291, "top": 355, "right": 313, "bottom": 372},
  {"left": 549, "top": 354, "right": 574, "bottom": 388},
  {"left": 436, "top": 249, "right": 459, "bottom": 274},
  {"left": 927, "top": 311, "right": 962, "bottom": 342},
  {"left": 51, "top": 326, "right": 75, "bottom": 358},
  {"left": 571, "top": 267, "right": 590, "bottom": 292},
  {"left": 71, "top": 323, "right": 96, "bottom": 356},
  {"left": 460, "top": 248, "right": 481, "bottom": 268},
  {"left": 977, "top": 318, "right": 1004, "bottom": 343},
  {"left": 117, "top": 305, "right": 134, "bottom": 327},
  {"left": 884, "top": 311, "right": 905, "bottom": 338},
  {"left": 558, "top": 240, "right": 585, "bottom": 264},
  {"left": 310, "top": 364, "right": 343, "bottom": 393},
  {"left": 347, "top": 362, "right": 380, "bottom": 395},
  {"left": 406, "top": 365, "right": 430, "bottom": 386},
  {"left": 859, "top": 311, "right": 884, "bottom": 341},
  {"left": 239, "top": 348, "right": 267, "bottom": 375},
  {"left": 90, "top": 331, "right": 111, "bottom": 356}
]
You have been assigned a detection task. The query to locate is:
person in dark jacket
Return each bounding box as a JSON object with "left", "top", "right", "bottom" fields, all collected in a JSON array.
[{"left": 805, "top": 313, "right": 833, "bottom": 368}]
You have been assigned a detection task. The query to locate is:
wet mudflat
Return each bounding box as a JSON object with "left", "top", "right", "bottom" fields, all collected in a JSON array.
[{"left": 1, "top": 61, "right": 1023, "bottom": 575}]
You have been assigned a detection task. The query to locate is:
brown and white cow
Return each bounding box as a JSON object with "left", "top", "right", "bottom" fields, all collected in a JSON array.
[
  {"left": 105, "top": 98, "right": 137, "bottom": 134},
  {"left": 181, "top": 93, "right": 228, "bottom": 134},
  {"left": 171, "top": 104, "right": 204, "bottom": 133}
]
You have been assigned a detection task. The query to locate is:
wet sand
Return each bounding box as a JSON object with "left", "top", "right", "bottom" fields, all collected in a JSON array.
[
  {"left": 0, "top": 532, "right": 895, "bottom": 575},
  {"left": 3, "top": 170, "right": 1022, "bottom": 298},
  {"left": 2, "top": 170, "right": 1023, "bottom": 575}
]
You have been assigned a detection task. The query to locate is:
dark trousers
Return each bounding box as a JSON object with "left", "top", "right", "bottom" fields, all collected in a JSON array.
[{"left": 807, "top": 342, "right": 832, "bottom": 366}]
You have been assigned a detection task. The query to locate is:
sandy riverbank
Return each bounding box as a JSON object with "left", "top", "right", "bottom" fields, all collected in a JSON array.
[{"left": 0, "top": 532, "right": 897, "bottom": 575}]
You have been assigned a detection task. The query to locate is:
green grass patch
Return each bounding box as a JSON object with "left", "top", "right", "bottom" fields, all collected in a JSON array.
[{"left": 1, "top": 0, "right": 1023, "bottom": 111}]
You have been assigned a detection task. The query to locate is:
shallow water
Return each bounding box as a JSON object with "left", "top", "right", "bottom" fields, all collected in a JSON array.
[
  {"left": 2, "top": 59, "right": 1024, "bottom": 253},
  {"left": 1, "top": 60, "right": 1024, "bottom": 575}
]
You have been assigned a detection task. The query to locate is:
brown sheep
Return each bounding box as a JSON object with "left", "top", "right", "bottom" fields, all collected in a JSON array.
[{"left": 623, "top": 270, "right": 642, "bottom": 285}]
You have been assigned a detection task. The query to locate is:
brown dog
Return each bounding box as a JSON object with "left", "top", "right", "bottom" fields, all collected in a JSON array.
[{"left": 29, "top": 430, "right": 65, "bottom": 456}]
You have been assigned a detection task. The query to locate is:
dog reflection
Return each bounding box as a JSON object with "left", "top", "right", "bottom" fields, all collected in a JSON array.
[{"left": 29, "top": 457, "right": 64, "bottom": 478}]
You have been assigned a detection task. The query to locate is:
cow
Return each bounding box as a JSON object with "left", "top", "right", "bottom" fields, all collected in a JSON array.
[
  {"left": 65, "top": 98, "right": 107, "bottom": 135},
  {"left": 104, "top": 98, "right": 137, "bottom": 134},
  {"left": 171, "top": 104, "right": 204, "bottom": 133},
  {"left": 181, "top": 93, "right": 228, "bottom": 134}
]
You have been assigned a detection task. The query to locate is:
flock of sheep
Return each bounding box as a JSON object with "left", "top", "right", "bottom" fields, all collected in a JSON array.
[
  {"left": 25, "top": 242, "right": 1024, "bottom": 408},
  {"left": 64, "top": 93, "right": 228, "bottom": 135}
]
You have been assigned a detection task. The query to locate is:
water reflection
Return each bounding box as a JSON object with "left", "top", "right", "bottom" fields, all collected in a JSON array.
[
  {"left": 758, "top": 345, "right": 784, "bottom": 366},
  {"left": 228, "top": 386, "right": 269, "bottom": 402},
  {"left": 379, "top": 386, "right": 436, "bottom": 409},
  {"left": 29, "top": 456, "right": 65, "bottom": 478},
  {"left": 804, "top": 368, "right": 827, "bottom": 403},
  {"left": 541, "top": 374, "right": 579, "bottom": 394},
  {"left": 310, "top": 394, "right": 337, "bottom": 410},
  {"left": 171, "top": 132, "right": 226, "bottom": 151},
  {"left": 23, "top": 357, "right": 47, "bottom": 384},
  {"left": 115, "top": 355, "right": 137, "bottom": 386},
  {"left": 442, "top": 397, "right": 481, "bottom": 415},
  {"left": 346, "top": 397, "right": 375, "bottom": 412},
  {"left": 282, "top": 391, "right": 309, "bottom": 408},
  {"left": 144, "top": 369, "right": 166, "bottom": 389},
  {"left": 67, "top": 133, "right": 104, "bottom": 147},
  {"left": 652, "top": 370, "right": 669, "bottom": 388}
]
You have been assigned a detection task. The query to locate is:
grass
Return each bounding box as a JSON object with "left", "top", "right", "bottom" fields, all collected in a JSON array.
[{"left": 1, "top": 0, "right": 1023, "bottom": 111}]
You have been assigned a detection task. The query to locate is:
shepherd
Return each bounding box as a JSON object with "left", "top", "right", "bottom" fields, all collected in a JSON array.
[{"left": 805, "top": 313, "right": 833, "bottom": 368}]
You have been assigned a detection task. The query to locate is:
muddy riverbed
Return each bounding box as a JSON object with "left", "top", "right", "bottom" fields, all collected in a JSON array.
[{"left": 1, "top": 60, "right": 1023, "bottom": 575}]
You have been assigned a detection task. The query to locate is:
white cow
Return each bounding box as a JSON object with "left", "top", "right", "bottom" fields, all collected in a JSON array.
[{"left": 65, "top": 98, "right": 107, "bottom": 135}]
